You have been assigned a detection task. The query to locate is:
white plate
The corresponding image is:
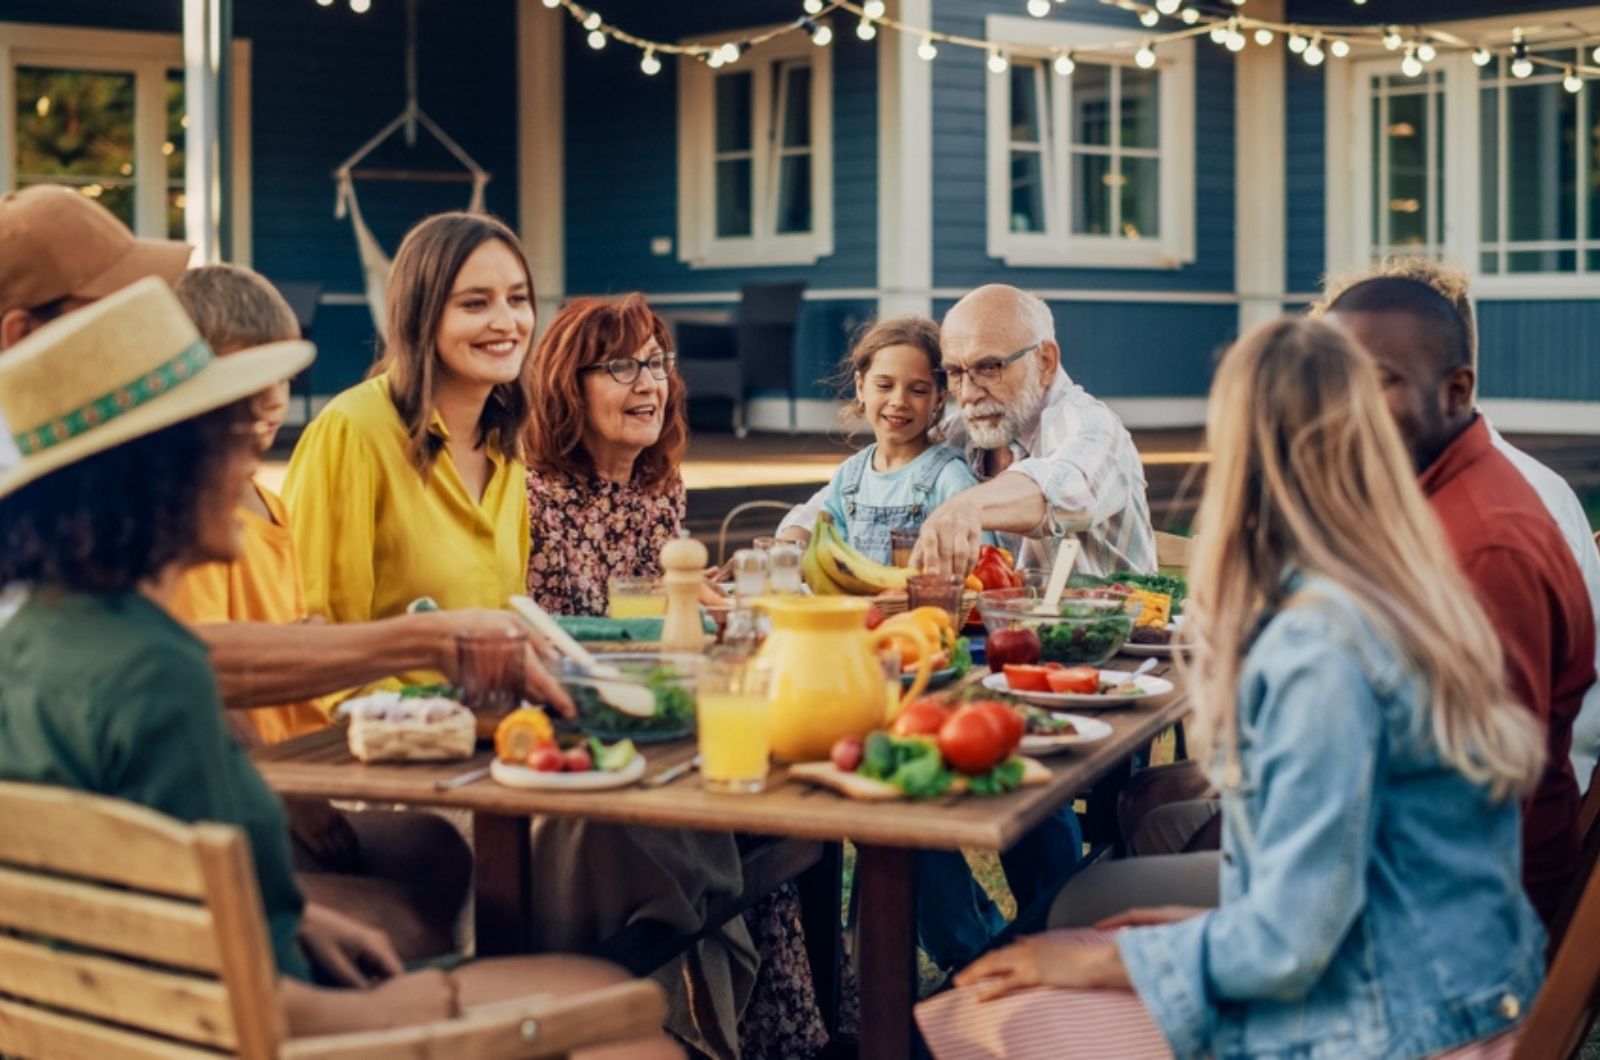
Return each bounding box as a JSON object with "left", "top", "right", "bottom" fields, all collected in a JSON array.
[
  {"left": 981, "top": 670, "right": 1174, "bottom": 709},
  {"left": 1019, "top": 713, "right": 1113, "bottom": 755},
  {"left": 1121, "top": 641, "right": 1177, "bottom": 658},
  {"left": 490, "top": 753, "right": 647, "bottom": 791}
]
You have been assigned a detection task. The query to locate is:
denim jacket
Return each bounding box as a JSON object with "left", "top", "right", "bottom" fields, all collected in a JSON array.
[{"left": 1118, "top": 575, "right": 1545, "bottom": 1059}]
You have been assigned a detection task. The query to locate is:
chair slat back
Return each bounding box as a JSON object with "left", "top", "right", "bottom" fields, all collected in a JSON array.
[
  {"left": 0, "top": 781, "right": 287, "bottom": 1059},
  {"left": 1513, "top": 851, "right": 1600, "bottom": 1058},
  {"left": 1548, "top": 776, "right": 1600, "bottom": 949}
]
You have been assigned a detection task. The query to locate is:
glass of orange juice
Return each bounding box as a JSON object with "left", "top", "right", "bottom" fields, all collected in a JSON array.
[
  {"left": 608, "top": 576, "right": 667, "bottom": 619},
  {"left": 698, "top": 655, "right": 773, "bottom": 794}
]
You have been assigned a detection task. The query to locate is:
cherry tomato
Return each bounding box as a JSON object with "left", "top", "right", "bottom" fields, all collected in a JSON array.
[
  {"left": 937, "top": 705, "right": 1011, "bottom": 775},
  {"left": 563, "top": 747, "right": 594, "bottom": 773},
  {"left": 890, "top": 700, "right": 953, "bottom": 737},
  {"left": 831, "top": 735, "right": 865, "bottom": 772},
  {"left": 1003, "top": 664, "right": 1053, "bottom": 692},
  {"left": 528, "top": 746, "right": 565, "bottom": 773},
  {"left": 1045, "top": 666, "right": 1101, "bottom": 695}
]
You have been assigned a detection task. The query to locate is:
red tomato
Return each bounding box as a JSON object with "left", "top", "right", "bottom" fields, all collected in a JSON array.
[
  {"left": 528, "top": 746, "right": 565, "bottom": 773},
  {"left": 970, "top": 701, "right": 1024, "bottom": 751},
  {"left": 831, "top": 735, "right": 865, "bottom": 772},
  {"left": 986, "top": 627, "right": 1041, "bottom": 670},
  {"left": 1043, "top": 662, "right": 1066, "bottom": 671},
  {"left": 563, "top": 747, "right": 594, "bottom": 773},
  {"left": 1003, "top": 664, "right": 1053, "bottom": 692},
  {"left": 1045, "top": 666, "right": 1101, "bottom": 695},
  {"left": 937, "top": 706, "right": 1011, "bottom": 775},
  {"left": 891, "top": 700, "right": 953, "bottom": 737}
]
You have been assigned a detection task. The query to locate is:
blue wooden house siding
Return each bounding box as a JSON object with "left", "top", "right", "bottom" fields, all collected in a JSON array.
[{"left": 4, "top": 0, "right": 521, "bottom": 400}]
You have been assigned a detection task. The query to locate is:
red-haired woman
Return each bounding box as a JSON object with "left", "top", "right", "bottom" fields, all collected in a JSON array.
[
  {"left": 521, "top": 295, "right": 826, "bottom": 1060},
  {"left": 524, "top": 294, "right": 688, "bottom": 615}
]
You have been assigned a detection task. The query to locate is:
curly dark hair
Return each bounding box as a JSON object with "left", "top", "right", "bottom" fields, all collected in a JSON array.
[{"left": 0, "top": 401, "right": 251, "bottom": 592}]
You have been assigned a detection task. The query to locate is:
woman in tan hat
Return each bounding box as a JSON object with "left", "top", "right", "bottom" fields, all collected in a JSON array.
[{"left": 0, "top": 278, "right": 678, "bottom": 1049}]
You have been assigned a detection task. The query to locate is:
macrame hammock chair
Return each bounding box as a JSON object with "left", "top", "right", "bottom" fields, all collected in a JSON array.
[{"left": 331, "top": 0, "right": 490, "bottom": 336}]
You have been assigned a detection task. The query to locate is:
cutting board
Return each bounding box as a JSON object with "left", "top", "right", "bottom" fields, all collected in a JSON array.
[{"left": 789, "top": 755, "right": 1050, "bottom": 801}]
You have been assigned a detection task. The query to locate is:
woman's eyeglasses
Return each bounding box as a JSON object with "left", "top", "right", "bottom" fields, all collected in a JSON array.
[
  {"left": 941, "top": 343, "right": 1038, "bottom": 391},
  {"left": 580, "top": 352, "right": 677, "bottom": 385}
]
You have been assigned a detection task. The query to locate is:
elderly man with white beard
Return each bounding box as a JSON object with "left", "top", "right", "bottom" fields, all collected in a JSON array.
[{"left": 781, "top": 284, "right": 1155, "bottom": 579}]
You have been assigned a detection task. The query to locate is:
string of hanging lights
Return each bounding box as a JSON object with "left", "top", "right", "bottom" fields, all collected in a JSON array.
[{"left": 316, "top": 0, "right": 1600, "bottom": 89}]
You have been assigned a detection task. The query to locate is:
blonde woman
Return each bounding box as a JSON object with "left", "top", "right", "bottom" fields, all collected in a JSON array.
[{"left": 918, "top": 317, "right": 1546, "bottom": 1059}]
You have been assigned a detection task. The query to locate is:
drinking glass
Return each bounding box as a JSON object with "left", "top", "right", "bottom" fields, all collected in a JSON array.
[
  {"left": 751, "top": 535, "right": 780, "bottom": 555},
  {"left": 456, "top": 629, "right": 526, "bottom": 736},
  {"left": 608, "top": 575, "right": 667, "bottom": 618},
  {"left": 889, "top": 528, "right": 920, "bottom": 569},
  {"left": 767, "top": 544, "right": 805, "bottom": 594},
  {"left": 698, "top": 656, "right": 773, "bottom": 794},
  {"left": 907, "top": 573, "right": 965, "bottom": 625}
]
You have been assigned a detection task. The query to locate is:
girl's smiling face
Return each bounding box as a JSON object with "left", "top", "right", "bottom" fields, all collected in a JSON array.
[{"left": 856, "top": 343, "right": 942, "bottom": 449}]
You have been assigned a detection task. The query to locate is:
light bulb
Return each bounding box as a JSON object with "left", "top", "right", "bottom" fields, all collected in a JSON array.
[
  {"left": 803, "top": 0, "right": 823, "bottom": 12},
  {"left": 640, "top": 49, "right": 660, "bottom": 74},
  {"left": 316, "top": 0, "right": 334, "bottom": 6},
  {"left": 1287, "top": 33, "right": 1307, "bottom": 54},
  {"left": 812, "top": 23, "right": 833, "bottom": 46},
  {"left": 349, "top": 0, "right": 370, "bottom": 11},
  {"left": 1401, "top": 50, "right": 1422, "bottom": 77},
  {"left": 1181, "top": 7, "right": 1199, "bottom": 23},
  {"left": 857, "top": 17, "right": 876, "bottom": 40},
  {"left": 1209, "top": 24, "right": 1228, "bottom": 45},
  {"left": 1227, "top": 29, "right": 1246, "bottom": 52},
  {"left": 1565, "top": 68, "right": 1583, "bottom": 93},
  {"left": 863, "top": 0, "right": 886, "bottom": 17},
  {"left": 1140, "top": 8, "right": 1160, "bottom": 27},
  {"left": 1028, "top": 0, "right": 1052, "bottom": 16},
  {"left": 587, "top": 29, "right": 606, "bottom": 49},
  {"left": 1593, "top": 45, "right": 1600, "bottom": 65},
  {"left": 1473, "top": 47, "right": 1493, "bottom": 66},
  {"left": 541, "top": 0, "right": 559, "bottom": 6},
  {"left": 707, "top": 50, "right": 725, "bottom": 68},
  {"left": 1305, "top": 41, "right": 1325, "bottom": 65},
  {"left": 1383, "top": 27, "right": 1401, "bottom": 51},
  {"left": 1330, "top": 39, "right": 1350, "bottom": 58},
  {"left": 1053, "top": 50, "right": 1075, "bottom": 75},
  {"left": 1417, "top": 42, "right": 1436, "bottom": 62},
  {"left": 1254, "top": 28, "right": 1274, "bottom": 46},
  {"left": 987, "top": 49, "right": 1009, "bottom": 74},
  {"left": 1156, "top": 0, "right": 1181, "bottom": 12},
  {"left": 1135, "top": 42, "right": 1157, "bottom": 68},
  {"left": 718, "top": 42, "right": 741, "bottom": 64},
  {"left": 582, "top": 11, "right": 601, "bottom": 29},
  {"left": 918, "top": 38, "right": 938, "bottom": 61},
  {"left": 1512, "top": 56, "right": 1533, "bottom": 78}
]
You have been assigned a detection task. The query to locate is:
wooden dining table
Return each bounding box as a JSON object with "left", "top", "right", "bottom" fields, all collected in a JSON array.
[{"left": 254, "top": 655, "right": 1189, "bottom": 1059}]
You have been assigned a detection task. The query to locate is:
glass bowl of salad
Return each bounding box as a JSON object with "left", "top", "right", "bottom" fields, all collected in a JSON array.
[
  {"left": 975, "top": 588, "right": 1141, "bottom": 667},
  {"left": 556, "top": 652, "right": 702, "bottom": 743}
]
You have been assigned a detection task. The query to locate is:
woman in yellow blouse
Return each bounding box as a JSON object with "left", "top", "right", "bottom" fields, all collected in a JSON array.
[{"left": 284, "top": 212, "right": 536, "bottom": 689}]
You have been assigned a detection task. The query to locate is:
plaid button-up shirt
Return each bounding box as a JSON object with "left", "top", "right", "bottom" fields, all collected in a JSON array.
[{"left": 781, "top": 367, "right": 1155, "bottom": 577}]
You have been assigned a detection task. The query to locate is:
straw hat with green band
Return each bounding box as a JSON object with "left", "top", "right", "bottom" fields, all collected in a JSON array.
[{"left": 0, "top": 276, "right": 314, "bottom": 501}]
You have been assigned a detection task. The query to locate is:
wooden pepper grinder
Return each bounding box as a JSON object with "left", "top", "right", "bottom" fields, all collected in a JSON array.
[{"left": 659, "top": 533, "right": 709, "bottom": 654}]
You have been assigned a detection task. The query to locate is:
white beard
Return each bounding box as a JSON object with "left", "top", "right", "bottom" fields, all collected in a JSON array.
[{"left": 962, "top": 366, "right": 1047, "bottom": 450}]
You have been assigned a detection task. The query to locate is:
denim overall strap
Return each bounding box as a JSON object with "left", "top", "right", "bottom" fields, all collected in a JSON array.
[
  {"left": 838, "top": 445, "right": 875, "bottom": 521},
  {"left": 907, "top": 446, "right": 964, "bottom": 520}
]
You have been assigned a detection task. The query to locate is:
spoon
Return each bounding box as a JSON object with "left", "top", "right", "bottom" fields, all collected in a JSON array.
[
  {"left": 1107, "top": 656, "right": 1159, "bottom": 688},
  {"left": 1040, "top": 536, "right": 1083, "bottom": 614},
  {"left": 508, "top": 596, "right": 658, "bottom": 719}
]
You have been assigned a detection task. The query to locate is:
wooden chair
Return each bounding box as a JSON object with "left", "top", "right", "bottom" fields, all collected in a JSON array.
[
  {"left": 1512, "top": 845, "right": 1600, "bottom": 1058},
  {"left": 0, "top": 781, "right": 666, "bottom": 1059},
  {"left": 1154, "top": 530, "right": 1193, "bottom": 570}
]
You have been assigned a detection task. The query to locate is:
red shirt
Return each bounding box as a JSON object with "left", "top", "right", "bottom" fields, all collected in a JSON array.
[{"left": 1420, "top": 415, "right": 1597, "bottom": 925}]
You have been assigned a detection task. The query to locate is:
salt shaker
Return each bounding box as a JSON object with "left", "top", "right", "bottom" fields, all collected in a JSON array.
[
  {"left": 723, "top": 548, "right": 767, "bottom": 653},
  {"left": 659, "top": 533, "right": 709, "bottom": 653}
]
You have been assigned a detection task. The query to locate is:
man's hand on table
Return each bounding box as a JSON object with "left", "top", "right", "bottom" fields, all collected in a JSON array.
[
  {"left": 910, "top": 494, "right": 985, "bottom": 578},
  {"left": 422, "top": 609, "right": 576, "bottom": 719}
]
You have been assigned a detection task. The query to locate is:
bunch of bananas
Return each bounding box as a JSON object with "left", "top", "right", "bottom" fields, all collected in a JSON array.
[{"left": 801, "top": 513, "right": 916, "bottom": 595}]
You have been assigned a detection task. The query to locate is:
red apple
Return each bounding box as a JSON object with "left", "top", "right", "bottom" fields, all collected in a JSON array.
[{"left": 985, "top": 627, "right": 1042, "bottom": 670}]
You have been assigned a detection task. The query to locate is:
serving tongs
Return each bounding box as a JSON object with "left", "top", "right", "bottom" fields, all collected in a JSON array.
[{"left": 508, "top": 596, "right": 657, "bottom": 718}]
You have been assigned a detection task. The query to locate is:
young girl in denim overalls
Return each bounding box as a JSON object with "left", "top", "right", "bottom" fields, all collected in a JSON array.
[{"left": 799, "top": 316, "right": 983, "bottom": 562}]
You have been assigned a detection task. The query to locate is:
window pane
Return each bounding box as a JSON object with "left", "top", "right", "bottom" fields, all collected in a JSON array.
[
  {"left": 1073, "top": 64, "right": 1110, "bottom": 146},
  {"left": 166, "top": 70, "right": 186, "bottom": 238},
  {"left": 775, "top": 153, "right": 811, "bottom": 234},
  {"left": 1385, "top": 92, "right": 1429, "bottom": 248},
  {"left": 1481, "top": 251, "right": 1500, "bottom": 274},
  {"left": 1481, "top": 87, "right": 1499, "bottom": 246},
  {"left": 1120, "top": 156, "right": 1160, "bottom": 238},
  {"left": 1010, "top": 150, "right": 1046, "bottom": 233},
  {"left": 779, "top": 65, "right": 811, "bottom": 149},
  {"left": 1505, "top": 80, "right": 1577, "bottom": 244},
  {"left": 1073, "top": 152, "right": 1111, "bottom": 235},
  {"left": 1589, "top": 83, "right": 1600, "bottom": 242},
  {"left": 715, "top": 158, "right": 752, "bottom": 237},
  {"left": 1121, "top": 67, "right": 1159, "bottom": 149},
  {"left": 1509, "top": 249, "right": 1575, "bottom": 272},
  {"left": 1010, "top": 64, "right": 1043, "bottom": 144},
  {"left": 15, "top": 66, "right": 137, "bottom": 228},
  {"left": 1370, "top": 89, "right": 1382, "bottom": 250},
  {"left": 715, "top": 72, "right": 752, "bottom": 153}
]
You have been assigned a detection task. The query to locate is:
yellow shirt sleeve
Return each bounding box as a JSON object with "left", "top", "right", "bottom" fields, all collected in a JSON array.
[
  {"left": 282, "top": 409, "right": 380, "bottom": 625},
  {"left": 168, "top": 560, "right": 231, "bottom": 625}
]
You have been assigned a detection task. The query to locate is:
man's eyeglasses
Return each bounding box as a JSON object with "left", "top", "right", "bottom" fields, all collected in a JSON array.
[
  {"left": 941, "top": 343, "right": 1038, "bottom": 390},
  {"left": 580, "top": 352, "right": 677, "bottom": 385}
]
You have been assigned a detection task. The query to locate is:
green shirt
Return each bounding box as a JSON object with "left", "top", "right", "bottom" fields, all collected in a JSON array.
[{"left": 0, "top": 589, "right": 310, "bottom": 980}]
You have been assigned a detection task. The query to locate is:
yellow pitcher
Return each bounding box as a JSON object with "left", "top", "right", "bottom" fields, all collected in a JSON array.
[{"left": 756, "top": 596, "right": 932, "bottom": 762}]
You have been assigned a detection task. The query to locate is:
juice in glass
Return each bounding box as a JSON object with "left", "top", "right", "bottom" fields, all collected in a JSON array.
[
  {"left": 608, "top": 576, "right": 667, "bottom": 618},
  {"left": 698, "top": 659, "right": 772, "bottom": 793}
]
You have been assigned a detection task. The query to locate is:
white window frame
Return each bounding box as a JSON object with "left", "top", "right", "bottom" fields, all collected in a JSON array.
[
  {"left": 985, "top": 13, "right": 1195, "bottom": 270},
  {"left": 0, "top": 22, "right": 252, "bottom": 263},
  {"left": 1353, "top": 62, "right": 1448, "bottom": 260},
  {"left": 678, "top": 25, "right": 833, "bottom": 269},
  {"left": 1326, "top": 7, "right": 1600, "bottom": 299}
]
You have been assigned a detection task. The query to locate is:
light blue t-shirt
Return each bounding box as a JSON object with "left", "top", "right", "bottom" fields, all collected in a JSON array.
[{"left": 820, "top": 443, "right": 993, "bottom": 564}]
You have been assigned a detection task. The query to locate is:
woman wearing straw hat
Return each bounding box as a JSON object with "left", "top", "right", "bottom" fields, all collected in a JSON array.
[{"left": 0, "top": 277, "right": 678, "bottom": 1047}]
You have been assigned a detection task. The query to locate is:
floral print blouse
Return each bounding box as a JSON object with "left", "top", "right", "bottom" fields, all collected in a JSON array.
[{"left": 526, "top": 467, "right": 686, "bottom": 616}]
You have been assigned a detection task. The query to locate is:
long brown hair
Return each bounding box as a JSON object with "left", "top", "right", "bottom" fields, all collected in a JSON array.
[
  {"left": 1185, "top": 316, "right": 1544, "bottom": 801},
  {"left": 371, "top": 212, "right": 535, "bottom": 474},
  {"left": 524, "top": 293, "right": 687, "bottom": 492}
]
